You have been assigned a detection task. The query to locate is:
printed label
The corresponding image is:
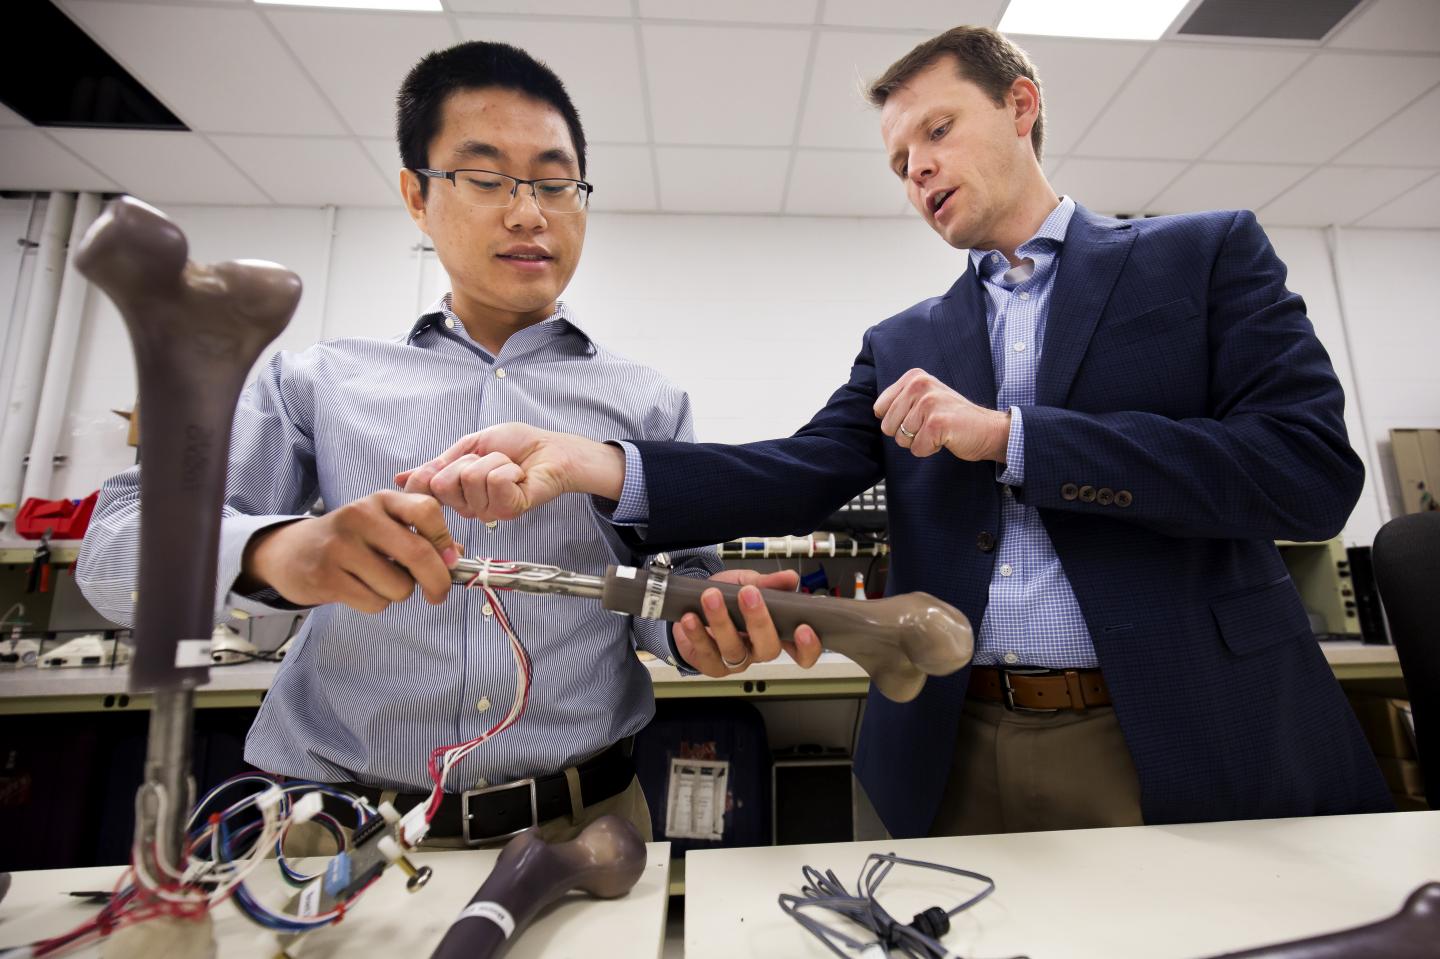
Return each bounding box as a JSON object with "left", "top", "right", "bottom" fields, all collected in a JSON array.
[
  {"left": 174, "top": 639, "right": 212, "bottom": 668},
  {"left": 297, "top": 879, "right": 322, "bottom": 918},
  {"left": 665, "top": 758, "right": 728, "bottom": 841},
  {"left": 457, "top": 900, "right": 516, "bottom": 938}
]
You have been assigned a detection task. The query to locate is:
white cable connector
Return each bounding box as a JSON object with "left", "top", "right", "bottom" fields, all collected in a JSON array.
[
  {"left": 256, "top": 785, "right": 286, "bottom": 813},
  {"left": 399, "top": 804, "right": 430, "bottom": 848},
  {"left": 376, "top": 835, "right": 403, "bottom": 864},
  {"left": 290, "top": 790, "right": 324, "bottom": 824}
]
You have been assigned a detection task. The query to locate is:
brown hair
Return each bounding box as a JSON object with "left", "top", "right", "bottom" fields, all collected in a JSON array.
[{"left": 867, "top": 26, "right": 1045, "bottom": 161}]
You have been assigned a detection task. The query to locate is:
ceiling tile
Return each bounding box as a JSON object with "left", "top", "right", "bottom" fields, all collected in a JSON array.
[
  {"left": 785, "top": 149, "right": 907, "bottom": 215},
  {"left": 48, "top": 130, "right": 270, "bottom": 204},
  {"left": 1010, "top": 37, "right": 1150, "bottom": 156},
  {"left": 1259, "top": 165, "right": 1433, "bottom": 225},
  {"left": 0, "top": 103, "right": 29, "bottom": 126},
  {"left": 266, "top": 10, "right": 455, "bottom": 138},
  {"left": 361, "top": 137, "right": 404, "bottom": 196},
  {"left": 446, "top": 0, "right": 631, "bottom": 14},
  {"left": 587, "top": 144, "right": 657, "bottom": 211},
  {"left": 1336, "top": 84, "right": 1440, "bottom": 165},
  {"left": 211, "top": 136, "right": 394, "bottom": 206},
  {"left": 643, "top": 24, "right": 810, "bottom": 145},
  {"left": 1209, "top": 53, "right": 1440, "bottom": 163},
  {"left": 0, "top": 130, "right": 117, "bottom": 191},
  {"left": 639, "top": 0, "right": 818, "bottom": 24},
  {"left": 655, "top": 146, "right": 788, "bottom": 212},
  {"left": 61, "top": 1, "right": 346, "bottom": 136},
  {"left": 456, "top": 18, "right": 648, "bottom": 143},
  {"left": 1077, "top": 45, "right": 1308, "bottom": 159},
  {"left": 1356, "top": 171, "right": 1440, "bottom": 227},
  {"left": 1051, "top": 157, "right": 1188, "bottom": 214},
  {"left": 1329, "top": 0, "right": 1440, "bottom": 53},
  {"left": 822, "top": 0, "right": 1006, "bottom": 30},
  {"left": 1149, "top": 162, "right": 1312, "bottom": 214},
  {"left": 797, "top": 31, "right": 922, "bottom": 148}
]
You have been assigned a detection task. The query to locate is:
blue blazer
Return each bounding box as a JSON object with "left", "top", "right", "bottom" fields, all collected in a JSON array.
[{"left": 622, "top": 205, "right": 1393, "bottom": 837}]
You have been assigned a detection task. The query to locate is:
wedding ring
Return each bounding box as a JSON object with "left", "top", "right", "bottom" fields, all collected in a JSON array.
[
  {"left": 721, "top": 651, "right": 751, "bottom": 671},
  {"left": 898, "top": 424, "right": 917, "bottom": 440}
]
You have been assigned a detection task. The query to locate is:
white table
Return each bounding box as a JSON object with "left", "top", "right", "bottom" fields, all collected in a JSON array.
[
  {"left": 0, "top": 643, "right": 1400, "bottom": 715},
  {"left": 0, "top": 842, "right": 672, "bottom": 958},
  {"left": 685, "top": 811, "right": 1440, "bottom": 958}
]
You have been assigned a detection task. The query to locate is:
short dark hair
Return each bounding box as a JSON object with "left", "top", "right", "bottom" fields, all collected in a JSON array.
[
  {"left": 867, "top": 27, "right": 1045, "bottom": 161},
  {"left": 396, "top": 41, "right": 587, "bottom": 197}
]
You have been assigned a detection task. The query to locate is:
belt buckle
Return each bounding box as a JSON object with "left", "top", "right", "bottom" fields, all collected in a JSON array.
[
  {"left": 999, "top": 668, "right": 1059, "bottom": 713},
  {"left": 461, "top": 777, "right": 538, "bottom": 847}
]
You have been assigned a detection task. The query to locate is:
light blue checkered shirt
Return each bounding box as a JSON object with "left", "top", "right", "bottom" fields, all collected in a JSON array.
[
  {"left": 971, "top": 196, "right": 1096, "bottom": 668},
  {"left": 611, "top": 197, "right": 1096, "bottom": 669},
  {"left": 78, "top": 295, "right": 720, "bottom": 791}
]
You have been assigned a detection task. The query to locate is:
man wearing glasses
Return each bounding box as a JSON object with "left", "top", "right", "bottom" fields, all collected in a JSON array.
[{"left": 78, "top": 41, "right": 789, "bottom": 849}]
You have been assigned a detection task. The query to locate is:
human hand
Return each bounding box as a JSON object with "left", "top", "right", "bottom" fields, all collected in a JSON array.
[
  {"left": 395, "top": 423, "right": 626, "bottom": 523},
  {"left": 671, "top": 569, "right": 824, "bottom": 678},
  {"left": 874, "top": 368, "right": 1011, "bottom": 461},
  {"left": 239, "top": 490, "right": 459, "bottom": 614}
]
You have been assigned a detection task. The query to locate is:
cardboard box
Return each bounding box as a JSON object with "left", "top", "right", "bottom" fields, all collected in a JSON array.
[
  {"left": 1348, "top": 694, "right": 1417, "bottom": 760},
  {"left": 1390, "top": 428, "right": 1440, "bottom": 515}
]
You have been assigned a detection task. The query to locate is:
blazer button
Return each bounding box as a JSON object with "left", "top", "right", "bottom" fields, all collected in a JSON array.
[
  {"left": 1115, "top": 489, "right": 1133, "bottom": 508},
  {"left": 1061, "top": 483, "right": 1079, "bottom": 501},
  {"left": 1079, "top": 485, "right": 1096, "bottom": 503},
  {"left": 1096, "top": 487, "right": 1114, "bottom": 506},
  {"left": 976, "top": 531, "right": 996, "bottom": 552}
]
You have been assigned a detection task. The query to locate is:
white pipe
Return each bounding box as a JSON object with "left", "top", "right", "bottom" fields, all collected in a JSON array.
[
  {"left": 315, "top": 204, "right": 337, "bottom": 340},
  {"left": 0, "top": 192, "right": 75, "bottom": 523},
  {"left": 21, "top": 192, "right": 103, "bottom": 506},
  {"left": 0, "top": 194, "right": 41, "bottom": 418}
]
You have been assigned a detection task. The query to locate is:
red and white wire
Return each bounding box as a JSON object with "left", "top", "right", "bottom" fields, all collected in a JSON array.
[{"left": 422, "top": 561, "right": 533, "bottom": 822}]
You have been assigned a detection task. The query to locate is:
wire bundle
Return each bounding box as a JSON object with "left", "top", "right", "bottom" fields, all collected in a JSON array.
[
  {"left": 422, "top": 563, "right": 534, "bottom": 823},
  {"left": 0, "top": 776, "right": 379, "bottom": 957},
  {"left": 778, "top": 853, "right": 1026, "bottom": 959},
  {"left": 190, "top": 777, "right": 380, "bottom": 933},
  {"left": 2, "top": 558, "right": 537, "bottom": 957}
]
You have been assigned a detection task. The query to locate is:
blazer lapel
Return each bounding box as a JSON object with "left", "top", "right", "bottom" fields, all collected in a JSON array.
[
  {"left": 1037, "top": 205, "right": 1137, "bottom": 408},
  {"left": 930, "top": 263, "right": 998, "bottom": 409}
]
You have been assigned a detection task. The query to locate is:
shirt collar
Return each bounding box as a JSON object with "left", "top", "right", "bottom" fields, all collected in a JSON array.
[
  {"left": 406, "top": 292, "right": 597, "bottom": 355},
  {"left": 968, "top": 195, "right": 1077, "bottom": 277}
]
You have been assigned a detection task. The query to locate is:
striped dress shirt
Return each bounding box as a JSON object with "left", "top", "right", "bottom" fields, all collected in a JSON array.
[{"left": 78, "top": 296, "right": 721, "bottom": 791}]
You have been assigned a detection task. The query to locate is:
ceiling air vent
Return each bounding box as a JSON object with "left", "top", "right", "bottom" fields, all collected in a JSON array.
[
  {"left": 0, "top": 0, "right": 187, "bottom": 131},
  {"left": 1179, "top": 0, "right": 1364, "bottom": 41}
]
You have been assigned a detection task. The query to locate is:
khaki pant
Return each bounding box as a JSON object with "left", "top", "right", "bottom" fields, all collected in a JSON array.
[
  {"left": 928, "top": 696, "right": 1144, "bottom": 836},
  {"left": 282, "top": 776, "right": 652, "bottom": 857}
]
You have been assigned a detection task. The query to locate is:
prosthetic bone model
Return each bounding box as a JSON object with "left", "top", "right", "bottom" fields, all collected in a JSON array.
[
  {"left": 428, "top": 815, "right": 647, "bottom": 959},
  {"left": 1201, "top": 882, "right": 1440, "bottom": 959},
  {"left": 76, "top": 197, "right": 300, "bottom": 956},
  {"left": 450, "top": 556, "right": 974, "bottom": 702},
  {"left": 3, "top": 198, "right": 437, "bottom": 959}
]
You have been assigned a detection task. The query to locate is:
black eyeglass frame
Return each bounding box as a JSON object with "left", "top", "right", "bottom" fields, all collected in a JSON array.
[{"left": 412, "top": 167, "right": 595, "bottom": 211}]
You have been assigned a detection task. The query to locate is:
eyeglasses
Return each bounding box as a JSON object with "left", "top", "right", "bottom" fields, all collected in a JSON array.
[{"left": 414, "top": 168, "right": 594, "bottom": 213}]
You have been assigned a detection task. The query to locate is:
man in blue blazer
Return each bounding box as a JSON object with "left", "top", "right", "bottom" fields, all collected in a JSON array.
[{"left": 399, "top": 27, "right": 1392, "bottom": 837}]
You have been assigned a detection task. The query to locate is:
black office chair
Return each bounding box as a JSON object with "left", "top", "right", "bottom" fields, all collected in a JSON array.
[{"left": 1372, "top": 511, "right": 1440, "bottom": 809}]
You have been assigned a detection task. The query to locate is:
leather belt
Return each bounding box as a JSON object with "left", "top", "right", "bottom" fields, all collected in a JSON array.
[
  {"left": 968, "top": 666, "right": 1112, "bottom": 711},
  {"left": 331, "top": 738, "right": 635, "bottom": 846}
]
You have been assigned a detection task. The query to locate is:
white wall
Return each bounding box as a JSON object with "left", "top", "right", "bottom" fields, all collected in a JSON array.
[
  {"left": 1330, "top": 228, "right": 1440, "bottom": 527},
  {"left": 8, "top": 200, "right": 1435, "bottom": 546}
]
